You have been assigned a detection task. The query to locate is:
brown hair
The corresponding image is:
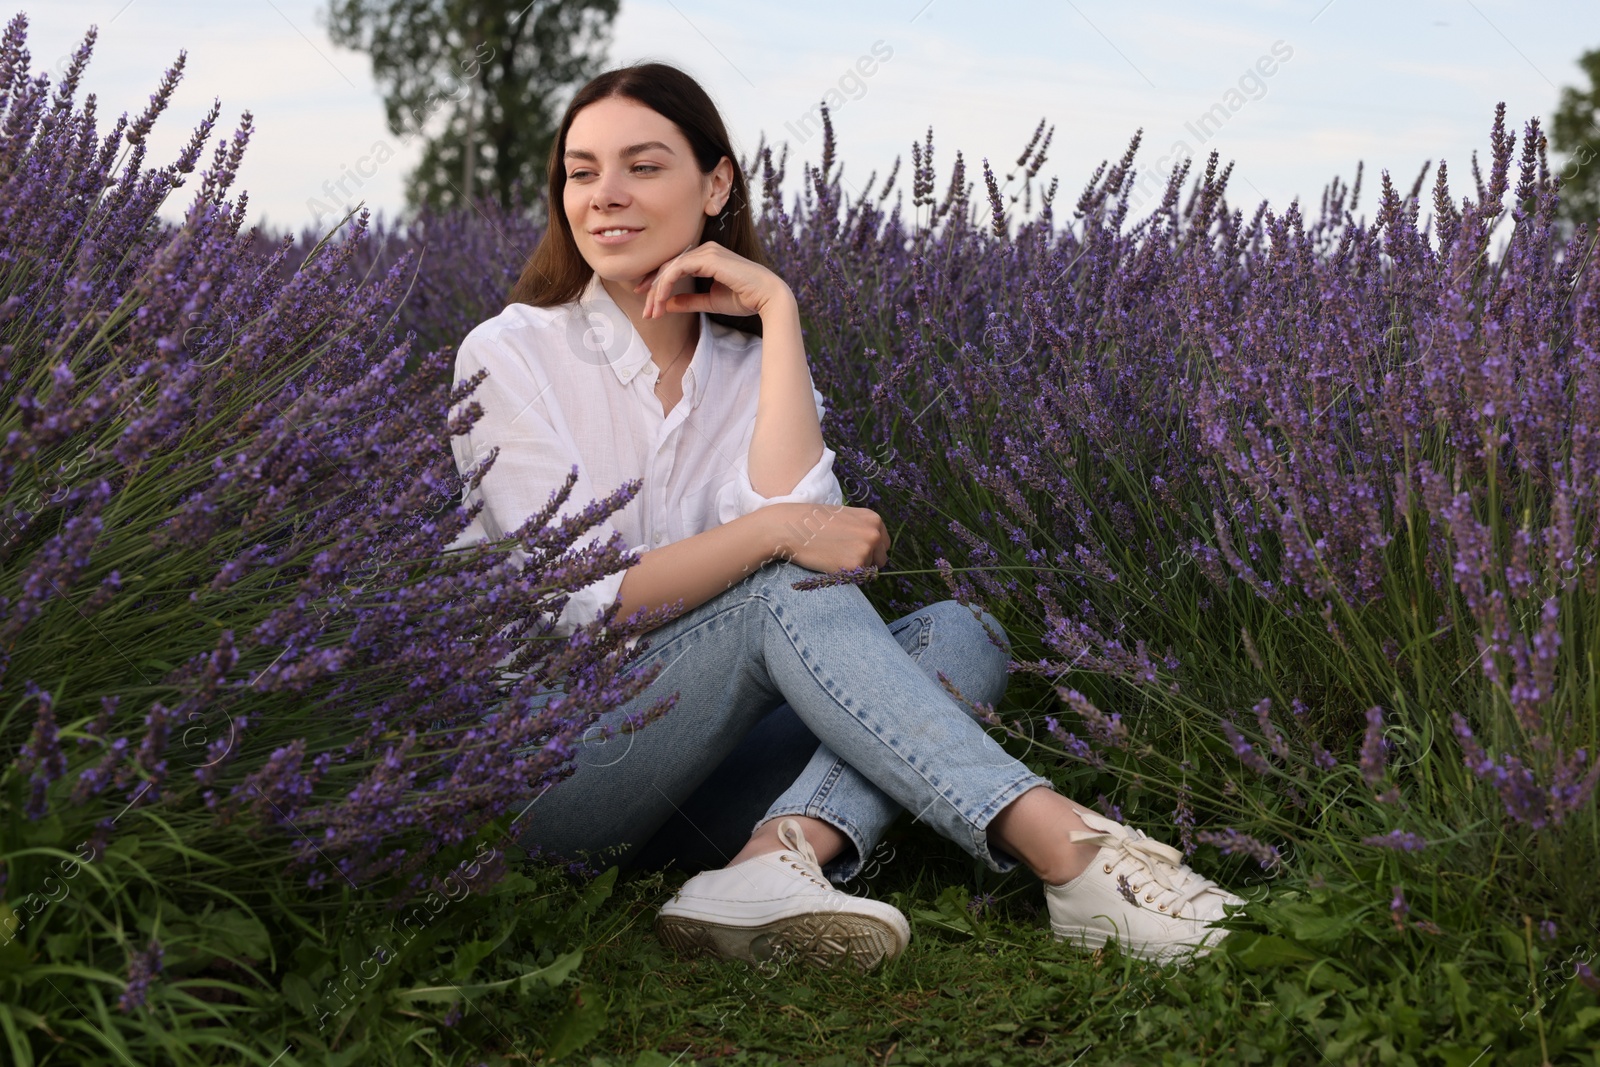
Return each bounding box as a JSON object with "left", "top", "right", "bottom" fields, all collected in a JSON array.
[{"left": 509, "top": 62, "right": 766, "bottom": 336}]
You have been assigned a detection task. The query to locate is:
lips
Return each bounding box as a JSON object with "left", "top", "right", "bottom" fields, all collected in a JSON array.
[{"left": 589, "top": 226, "right": 641, "bottom": 245}]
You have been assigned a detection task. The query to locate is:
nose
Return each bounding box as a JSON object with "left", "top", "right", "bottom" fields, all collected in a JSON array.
[{"left": 591, "top": 168, "right": 630, "bottom": 211}]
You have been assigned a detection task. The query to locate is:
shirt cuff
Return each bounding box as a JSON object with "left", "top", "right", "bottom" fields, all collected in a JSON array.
[{"left": 716, "top": 444, "right": 844, "bottom": 524}]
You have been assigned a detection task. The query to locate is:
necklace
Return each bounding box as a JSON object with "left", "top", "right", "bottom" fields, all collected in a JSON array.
[{"left": 652, "top": 324, "right": 697, "bottom": 396}]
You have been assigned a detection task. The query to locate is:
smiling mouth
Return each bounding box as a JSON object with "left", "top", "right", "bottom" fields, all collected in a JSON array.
[{"left": 593, "top": 228, "right": 638, "bottom": 237}]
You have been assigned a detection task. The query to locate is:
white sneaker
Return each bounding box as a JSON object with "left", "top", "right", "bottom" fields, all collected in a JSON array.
[
  {"left": 655, "top": 819, "right": 911, "bottom": 971},
  {"left": 1044, "top": 807, "right": 1244, "bottom": 962}
]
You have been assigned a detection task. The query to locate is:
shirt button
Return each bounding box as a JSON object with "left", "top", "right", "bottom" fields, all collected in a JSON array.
[{"left": 653, "top": 532, "right": 664, "bottom": 544}]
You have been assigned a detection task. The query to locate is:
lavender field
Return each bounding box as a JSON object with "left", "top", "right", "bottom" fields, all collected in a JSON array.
[{"left": 2, "top": 16, "right": 1599, "bottom": 1066}]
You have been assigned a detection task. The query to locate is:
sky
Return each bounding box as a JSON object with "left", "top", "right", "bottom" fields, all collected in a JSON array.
[{"left": 19, "top": 1, "right": 1599, "bottom": 236}]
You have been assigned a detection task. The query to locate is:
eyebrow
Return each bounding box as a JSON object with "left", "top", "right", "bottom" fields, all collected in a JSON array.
[{"left": 563, "top": 140, "right": 678, "bottom": 162}]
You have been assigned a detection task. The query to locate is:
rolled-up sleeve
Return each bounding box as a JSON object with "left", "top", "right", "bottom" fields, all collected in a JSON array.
[
  {"left": 445, "top": 333, "right": 645, "bottom": 638},
  {"left": 714, "top": 383, "right": 845, "bottom": 524}
]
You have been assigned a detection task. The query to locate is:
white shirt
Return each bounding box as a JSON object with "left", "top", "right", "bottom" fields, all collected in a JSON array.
[{"left": 446, "top": 273, "right": 844, "bottom": 645}]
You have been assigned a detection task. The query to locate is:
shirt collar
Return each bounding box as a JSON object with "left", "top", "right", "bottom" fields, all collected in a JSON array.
[{"left": 579, "top": 272, "right": 710, "bottom": 412}]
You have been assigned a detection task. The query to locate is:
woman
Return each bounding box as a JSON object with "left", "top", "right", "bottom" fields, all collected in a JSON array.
[{"left": 447, "top": 62, "right": 1242, "bottom": 971}]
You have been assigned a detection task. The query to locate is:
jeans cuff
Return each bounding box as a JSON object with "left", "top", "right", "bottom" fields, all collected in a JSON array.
[
  {"left": 967, "top": 773, "right": 1054, "bottom": 873},
  {"left": 755, "top": 804, "right": 872, "bottom": 885}
]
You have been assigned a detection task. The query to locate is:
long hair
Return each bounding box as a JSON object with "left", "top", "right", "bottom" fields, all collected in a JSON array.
[{"left": 509, "top": 62, "right": 766, "bottom": 336}]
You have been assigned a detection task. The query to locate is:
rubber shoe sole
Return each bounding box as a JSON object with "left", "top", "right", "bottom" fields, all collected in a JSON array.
[
  {"left": 1051, "top": 920, "right": 1224, "bottom": 962},
  {"left": 655, "top": 911, "right": 905, "bottom": 972}
]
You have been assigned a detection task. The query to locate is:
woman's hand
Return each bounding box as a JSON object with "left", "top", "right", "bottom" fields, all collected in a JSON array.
[
  {"left": 763, "top": 502, "right": 890, "bottom": 573},
  {"left": 635, "top": 241, "right": 795, "bottom": 322}
]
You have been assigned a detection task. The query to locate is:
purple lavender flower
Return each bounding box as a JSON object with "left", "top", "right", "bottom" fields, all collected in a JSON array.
[
  {"left": 790, "top": 564, "right": 879, "bottom": 590},
  {"left": 1360, "top": 707, "right": 1388, "bottom": 786},
  {"left": 1056, "top": 688, "right": 1130, "bottom": 749},
  {"left": 1222, "top": 719, "right": 1273, "bottom": 777},
  {"left": 1196, "top": 828, "right": 1280, "bottom": 871},
  {"left": 1362, "top": 830, "right": 1428, "bottom": 852},
  {"left": 1450, "top": 713, "right": 1600, "bottom": 830},
  {"left": 1389, "top": 886, "right": 1409, "bottom": 932},
  {"left": 16, "top": 684, "right": 66, "bottom": 819},
  {"left": 116, "top": 938, "right": 163, "bottom": 1012},
  {"left": 1249, "top": 699, "right": 1289, "bottom": 762},
  {"left": 1172, "top": 782, "right": 1196, "bottom": 857},
  {"left": 1043, "top": 715, "right": 1108, "bottom": 770}
]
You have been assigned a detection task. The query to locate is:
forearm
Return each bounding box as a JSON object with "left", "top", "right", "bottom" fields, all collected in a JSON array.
[
  {"left": 612, "top": 508, "right": 786, "bottom": 625},
  {"left": 747, "top": 294, "right": 825, "bottom": 498}
]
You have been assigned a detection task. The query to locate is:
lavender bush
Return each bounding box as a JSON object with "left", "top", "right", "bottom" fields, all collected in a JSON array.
[
  {"left": 760, "top": 106, "right": 1600, "bottom": 1032},
  {"left": 6, "top": 11, "right": 1599, "bottom": 1060},
  {"left": 316, "top": 104, "right": 1600, "bottom": 1060},
  {"left": 0, "top": 16, "right": 674, "bottom": 1062}
]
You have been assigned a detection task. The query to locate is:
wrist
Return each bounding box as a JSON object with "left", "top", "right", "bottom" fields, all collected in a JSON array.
[
  {"left": 756, "top": 286, "right": 799, "bottom": 325},
  {"left": 749, "top": 506, "right": 792, "bottom": 562}
]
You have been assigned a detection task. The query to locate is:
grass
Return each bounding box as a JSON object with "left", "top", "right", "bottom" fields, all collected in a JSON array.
[
  {"left": 527, "top": 806, "right": 1600, "bottom": 1067},
  {"left": 404, "top": 641, "right": 1600, "bottom": 1067}
]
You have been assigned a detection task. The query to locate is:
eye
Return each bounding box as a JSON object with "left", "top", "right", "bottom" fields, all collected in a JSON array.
[
  {"left": 567, "top": 168, "right": 594, "bottom": 181},
  {"left": 632, "top": 163, "right": 661, "bottom": 174}
]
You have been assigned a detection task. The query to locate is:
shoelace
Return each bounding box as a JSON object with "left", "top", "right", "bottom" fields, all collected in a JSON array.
[
  {"left": 1069, "top": 820, "right": 1220, "bottom": 919},
  {"left": 775, "top": 818, "right": 833, "bottom": 891}
]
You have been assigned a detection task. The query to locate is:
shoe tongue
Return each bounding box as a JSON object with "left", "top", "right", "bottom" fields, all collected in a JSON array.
[{"left": 1073, "top": 807, "right": 1129, "bottom": 837}]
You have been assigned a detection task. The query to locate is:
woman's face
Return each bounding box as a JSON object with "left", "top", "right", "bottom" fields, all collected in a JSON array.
[{"left": 562, "top": 96, "right": 732, "bottom": 290}]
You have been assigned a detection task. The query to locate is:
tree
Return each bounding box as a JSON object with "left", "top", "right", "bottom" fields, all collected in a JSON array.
[
  {"left": 326, "top": 0, "right": 619, "bottom": 212},
  {"left": 1552, "top": 47, "right": 1600, "bottom": 228}
]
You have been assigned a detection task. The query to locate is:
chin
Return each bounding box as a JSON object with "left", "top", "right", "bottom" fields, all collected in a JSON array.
[
  {"left": 588, "top": 261, "right": 649, "bottom": 289},
  {"left": 591, "top": 248, "right": 677, "bottom": 286}
]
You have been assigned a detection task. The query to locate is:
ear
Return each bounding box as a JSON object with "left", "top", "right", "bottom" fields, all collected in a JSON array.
[{"left": 705, "top": 156, "right": 735, "bottom": 215}]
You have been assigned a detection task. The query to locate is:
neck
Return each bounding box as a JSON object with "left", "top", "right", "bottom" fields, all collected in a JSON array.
[{"left": 600, "top": 273, "right": 699, "bottom": 369}]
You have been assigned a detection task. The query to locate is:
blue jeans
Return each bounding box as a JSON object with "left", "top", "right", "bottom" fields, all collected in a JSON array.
[{"left": 512, "top": 559, "right": 1052, "bottom": 882}]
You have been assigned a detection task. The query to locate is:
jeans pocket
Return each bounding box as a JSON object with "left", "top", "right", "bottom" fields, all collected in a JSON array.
[{"left": 889, "top": 611, "right": 934, "bottom": 660}]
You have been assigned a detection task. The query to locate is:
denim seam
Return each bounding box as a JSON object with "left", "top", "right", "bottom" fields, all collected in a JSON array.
[
  {"left": 754, "top": 752, "right": 846, "bottom": 836},
  {"left": 808, "top": 800, "right": 869, "bottom": 882}
]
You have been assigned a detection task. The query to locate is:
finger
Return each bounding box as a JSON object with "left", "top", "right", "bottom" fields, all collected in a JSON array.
[
  {"left": 632, "top": 266, "right": 661, "bottom": 295},
  {"left": 654, "top": 244, "right": 735, "bottom": 317},
  {"left": 649, "top": 244, "right": 707, "bottom": 316},
  {"left": 648, "top": 249, "right": 696, "bottom": 318},
  {"left": 649, "top": 255, "right": 682, "bottom": 317},
  {"left": 636, "top": 261, "right": 668, "bottom": 318},
  {"left": 658, "top": 291, "right": 719, "bottom": 315}
]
